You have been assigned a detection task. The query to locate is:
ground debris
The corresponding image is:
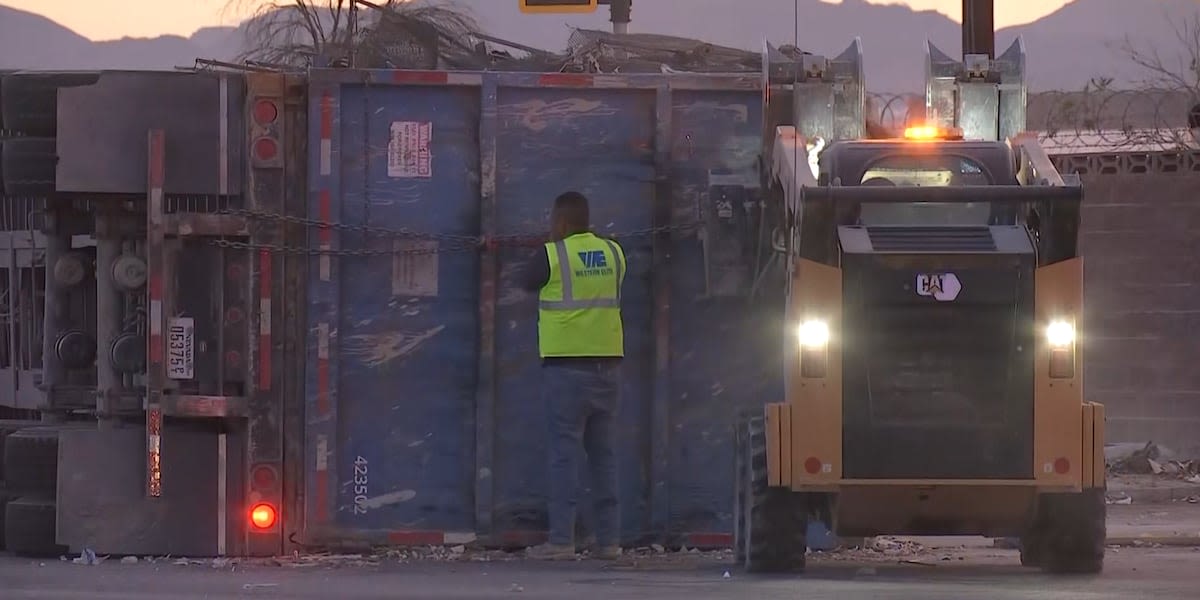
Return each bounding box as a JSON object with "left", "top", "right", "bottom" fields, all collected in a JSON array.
[
  {"left": 810, "top": 537, "right": 946, "bottom": 564},
  {"left": 1108, "top": 443, "right": 1200, "bottom": 482}
]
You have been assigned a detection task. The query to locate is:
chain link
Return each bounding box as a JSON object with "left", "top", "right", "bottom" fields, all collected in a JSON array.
[{"left": 206, "top": 208, "right": 698, "bottom": 256}]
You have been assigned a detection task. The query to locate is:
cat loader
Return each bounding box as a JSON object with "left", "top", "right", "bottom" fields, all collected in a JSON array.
[{"left": 734, "top": 37, "right": 1106, "bottom": 575}]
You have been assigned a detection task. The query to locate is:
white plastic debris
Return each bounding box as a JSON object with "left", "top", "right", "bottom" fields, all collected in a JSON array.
[
  {"left": 120, "top": 556, "right": 138, "bottom": 564},
  {"left": 72, "top": 548, "right": 100, "bottom": 565}
]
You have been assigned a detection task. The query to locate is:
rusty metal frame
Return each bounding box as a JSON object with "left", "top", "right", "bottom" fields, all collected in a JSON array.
[
  {"left": 648, "top": 83, "right": 674, "bottom": 538},
  {"left": 473, "top": 73, "right": 499, "bottom": 539},
  {"left": 145, "top": 129, "right": 167, "bottom": 498}
]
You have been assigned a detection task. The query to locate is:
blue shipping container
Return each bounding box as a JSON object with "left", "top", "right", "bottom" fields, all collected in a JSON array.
[{"left": 304, "top": 69, "right": 784, "bottom": 548}]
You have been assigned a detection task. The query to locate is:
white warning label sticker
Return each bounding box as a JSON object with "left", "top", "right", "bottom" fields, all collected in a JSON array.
[{"left": 387, "top": 121, "right": 432, "bottom": 178}]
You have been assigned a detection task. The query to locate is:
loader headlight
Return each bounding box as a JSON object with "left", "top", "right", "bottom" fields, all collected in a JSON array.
[
  {"left": 1046, "top": 320, "right": 1076, "bottom": 348},
  {"left": 797, "top": 319, "right": 830, "bottom": 349}
]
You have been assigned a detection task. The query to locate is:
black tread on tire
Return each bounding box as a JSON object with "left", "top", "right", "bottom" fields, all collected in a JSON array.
[
  {"left": 742, "top": 415, "right": 807, "bottom": 573},
  {"left": 0, "top": 420, "right": 43, "bottom": 482},
  {"left": 1, "top": 137, "right": 57, "bottom": 197},
  {"left": 732, "top": 418, "right": 746, "bottom": 564},
  {"left": 1037, "top": 489, "right": 1106, "bottom": 575},
  {"left": 4, "top": 496, "right": 66, "bottom": 557},
  {"left": 3, "top": 426, "right": 63, "bottom": 496},
  {"left": 0, "top": 72, "right": 100, "bottom": 137},
  {"left": 0, "top": 485, "right": 16, "bottom": 551}
]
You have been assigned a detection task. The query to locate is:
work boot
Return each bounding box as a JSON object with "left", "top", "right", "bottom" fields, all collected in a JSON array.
[
  {"left": 526, "top": 542, "right": 577, "bottom": 561},
  {"left": 590, "top": 545, "right": 622, "bottom": 560}
]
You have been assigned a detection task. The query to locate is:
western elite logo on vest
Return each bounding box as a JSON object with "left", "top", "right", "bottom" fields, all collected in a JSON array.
[{"left": 575, "top": 250, "right": 615, "bottom": 278}]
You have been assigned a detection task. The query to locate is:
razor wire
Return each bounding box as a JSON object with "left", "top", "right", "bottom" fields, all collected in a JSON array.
[{"left": 866, "top": 89, "right": 1200, "bottom": 152}]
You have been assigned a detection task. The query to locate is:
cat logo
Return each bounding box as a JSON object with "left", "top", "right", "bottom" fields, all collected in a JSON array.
[{"left": 915, "top": 273, "right": 962, "bottom": 302}]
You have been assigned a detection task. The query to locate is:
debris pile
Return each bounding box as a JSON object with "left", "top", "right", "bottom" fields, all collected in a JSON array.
[
  {"left": 559, "top": 29, "right": 761, "bottom": 74},
  {"left": 1108, "top": 442, "right": 1200, "bottom": 484}
]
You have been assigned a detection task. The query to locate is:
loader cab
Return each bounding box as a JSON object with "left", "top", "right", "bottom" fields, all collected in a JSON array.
[{"left": 815, "top": 137, "right": 1021, "bottom": 228}]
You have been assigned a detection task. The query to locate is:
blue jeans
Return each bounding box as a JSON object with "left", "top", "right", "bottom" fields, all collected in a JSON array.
[{"left": 543, "top": 360, "right": 620, "bottom": 547}]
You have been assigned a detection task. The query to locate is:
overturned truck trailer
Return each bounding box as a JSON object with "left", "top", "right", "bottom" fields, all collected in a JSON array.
[
  {"left": 0, "top": 70, "right": 306, "bottom": 556},
  {"left": 0, "top": 65, "right": 785, "bottom": 555}
]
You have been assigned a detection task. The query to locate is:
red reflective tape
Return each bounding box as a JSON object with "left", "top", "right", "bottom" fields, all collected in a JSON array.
[
  {"left": 146, "top": 407, "right": 163, "bottom": 497},
  {"left": 148, "top": 131, "right": 166, "bottom": 188},
  {"left": 684, "top": 533, "right": 733, "bottom": 548},
  {"left": 392, "top": 70, "right": 449, "bottom": 85},
  {"left": 257, "top": 249, "right": 272, "bottom": 391},
  {"left": 318, "top": 190, "right": 332, "bottom": 244},
  {"left": 320, "top": 92, "right": 333, "bottom": 140},
  {"left": 316, "top": 363, "right": 329, "bottom": 415},
  {"left": 538, "top": 73, "right": 594, "bottom": 87},
  {"left": 314, "top": 469, "right": 329, "bottom": 522},
  {"left": 387, "top": 531, "right": 446, "bottom": 546}
]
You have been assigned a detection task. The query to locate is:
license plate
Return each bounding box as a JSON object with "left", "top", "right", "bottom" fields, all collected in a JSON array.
[{"left": 167, "top": 317, "right": 195, "bottom": 380}]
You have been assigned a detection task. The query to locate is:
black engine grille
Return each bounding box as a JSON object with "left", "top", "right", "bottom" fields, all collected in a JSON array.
[
  {"left": 867, "top": 226, "right": 997, "bottom": 252},
  {"left": 862, "top": 304, "right": 1017, "bottom": 428}
]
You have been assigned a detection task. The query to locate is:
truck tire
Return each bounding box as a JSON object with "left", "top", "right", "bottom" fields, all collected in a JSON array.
[
  {"left": 1038, "top": 490, "right": 1106, "bottom": 574},
  {"left": 4, "top": 496, "right": 66, "bottom": 557},
  {"left": 1018, "top": 535, "right": 1042, "bottom": 567},
  {"left": 0, "top": 420, "right": 42, "bottom": 482},
  {"left": 742, "top": 415, "right": 807, "bottom": 573},
  {"left": 1, "top": 137, "right": 57, "bottom": 197},
  {"left": 0, "top": 72, "right": 99, "bottom": 137},
  {"left": 3, "top": 426, "right": 62, "bottom": 496}
]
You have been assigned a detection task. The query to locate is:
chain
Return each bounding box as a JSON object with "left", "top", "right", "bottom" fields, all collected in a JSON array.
[{"left": 207, "top": 208, "right": 698, "bottom": 256}]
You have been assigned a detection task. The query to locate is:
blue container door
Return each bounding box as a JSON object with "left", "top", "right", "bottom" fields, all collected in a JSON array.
[
  {"left": 492, "top": 87, "right": 658, "bottom": 543},
  {"left": 665, "top": 90, "right": 783, "bottom": 543},
  {"left": 314, "top": 83, "right": 482, "bottom": 534}
]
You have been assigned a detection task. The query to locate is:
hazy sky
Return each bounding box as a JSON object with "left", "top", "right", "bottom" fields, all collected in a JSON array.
[{"left": 5, "top": 0, "right": 1072, "bottom": 41}]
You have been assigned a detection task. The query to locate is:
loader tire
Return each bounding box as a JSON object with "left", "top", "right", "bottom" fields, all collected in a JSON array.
[
  {"left": 4, "top": 496, "right": 66, "bottom": 557},
  {"left": 0, "top": 420, "right": 42, "bottom": 482},
  {"left": 3, "top": 426, "right": 63, "bottom": 496},
  {"left": 1, "top": 137, "right": 57, "bottom": 197},
  {"left": 0, "top": 485, "right": 16, "bottom": 550},
  {"left": 732, "top": 417, "right": 746, "bottom": 564},
  {"left": 0, "top": 72, "right": 99, "bottom": 137},
  {"left": 1038, "top": 489, "right": 1106, "bottom": 575},
  {"left": 742, "top": 415, "right": 807, "bottom": 573}
]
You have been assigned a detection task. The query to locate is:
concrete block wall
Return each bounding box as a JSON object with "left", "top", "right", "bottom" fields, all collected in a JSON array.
[{"left": 1055, "top": 151, "right": 1200, "bottom": 456}]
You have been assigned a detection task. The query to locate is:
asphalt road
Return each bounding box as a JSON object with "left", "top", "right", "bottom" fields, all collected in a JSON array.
[{"left": 3, "top": 545, "right": 1200, "bottom": 600}]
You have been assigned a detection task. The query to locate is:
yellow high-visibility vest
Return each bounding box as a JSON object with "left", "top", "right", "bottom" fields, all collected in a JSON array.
[{"left": 538, "top": 232, "right": 626, "bottom": 358}]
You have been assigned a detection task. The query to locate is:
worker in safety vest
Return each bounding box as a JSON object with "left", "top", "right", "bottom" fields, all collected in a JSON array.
[{"left": 521, "top": 191, "right": 626, "bottom": 561}]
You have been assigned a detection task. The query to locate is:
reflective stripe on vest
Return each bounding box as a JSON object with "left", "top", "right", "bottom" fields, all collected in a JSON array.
[{"left": 539, "top": 237, "right": 624, "bottom": 311}]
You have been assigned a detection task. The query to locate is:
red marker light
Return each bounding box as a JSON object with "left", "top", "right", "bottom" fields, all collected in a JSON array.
[
  {"left": 804, "top": 457, "right": 822, "bottom": 475},
  {"left": 250, "top": 503, "right": 277, "bottom": 529},
  {"left": 253, "top": 137, "right": 279, "bottom": 162},
  {"left": 253, "top": 99, "right": 279, "bottom": 125},
  {"left": 1054, "top": 457, "right": 1071, "bottom": 475}
]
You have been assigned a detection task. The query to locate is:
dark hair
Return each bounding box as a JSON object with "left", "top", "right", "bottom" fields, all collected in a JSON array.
[{"left": 552, "top": 191, "right": 590, "bottom": 234}]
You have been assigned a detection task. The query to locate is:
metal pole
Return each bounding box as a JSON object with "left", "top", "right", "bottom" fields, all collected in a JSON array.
[
  {"left": 94, "top": 213, "right": 122, "bottom": 421},
  {"left": 962, "top": 0, "right": 995, "bottom": 58},
  {"left": 610, "top": 0, "right": 631, "bottom": 34},
  {"left": 41, "top": 211, "right": 69, "bottom": 409}
]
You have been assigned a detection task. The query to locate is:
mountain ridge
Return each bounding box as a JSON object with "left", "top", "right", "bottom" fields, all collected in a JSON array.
[{"left": 1, "top": 0, "right": 1196, "bottom": 92}]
